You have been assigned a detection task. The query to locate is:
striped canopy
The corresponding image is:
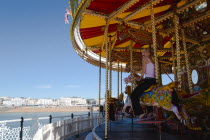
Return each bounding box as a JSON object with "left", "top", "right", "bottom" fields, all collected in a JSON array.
[{"left": 70, "top": 0, "right": 210, "bottom": 73}]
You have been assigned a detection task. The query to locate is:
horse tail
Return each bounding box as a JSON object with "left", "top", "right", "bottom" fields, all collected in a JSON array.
[{"left": 171, "top": 89, "right": 181, "bottom": 112}]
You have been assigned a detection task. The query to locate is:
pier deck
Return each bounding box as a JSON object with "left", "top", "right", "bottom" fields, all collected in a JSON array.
[{"left": 93, "top": 118, "right": 210, "bottom": 140}]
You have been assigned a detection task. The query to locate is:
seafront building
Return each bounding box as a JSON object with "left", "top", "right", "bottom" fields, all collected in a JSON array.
[
  {"left": 95, "top": 98, "right": 105, "bottom": 106},
  {"left": 0, "top": 97, "right": 91, "bottom": 107},
  {"left": 37, "top": 98, "right": 54, "bottom": 106},
  {"left": 58, "top": 97, "right": 87, "bottom": 106},
  {"left": 2, "top": 97, "right": 26, "bottom": 106},
  {"left": 26, "top": 98, "right": 38, "bottom": 106},
  {"left": 0, "top": 98, "right": 3, "bottom": 105}
]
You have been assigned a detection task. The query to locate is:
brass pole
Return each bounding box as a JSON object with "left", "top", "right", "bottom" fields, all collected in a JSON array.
[
  {"left": 104, "top": 21, "right": 109, "bottom": 139},
  {"left": 130, "top": 41, "right": 134, "bottom": 89},
  {"left": 150, "top": 0, "right": 160, "bottom": 83},
  {"left": 171, "top": 41, "right": 177, "bottom": 81},
  {"left": 98, "top": 53, "right": 101, "bottom": 124},
  {"left": 109, "top": 36, "right": 112, "bottom": 97},
  {"left": 117, "top": 61, "right": 120, "bottom": 98},
  {"left": 121, "top": 64, "right": 123, "bottom": 94},
  {"left": 182, "top": 29, "right": 193, "bottom": 93},
  {"left": 174, "top": 14, "right": 181, "bottom": 91}
]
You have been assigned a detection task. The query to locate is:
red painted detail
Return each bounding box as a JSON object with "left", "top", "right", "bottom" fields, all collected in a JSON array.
[
  {"left": 181, "top": 92, "right": 200, "bottom": 99},
  {"left": 80, "top": 24, "right": 118, "bottom": 39},
  {"left": 133, "top": 43, "right": 143, "bottom": 48},
  {"left": 87, "top": 0, "right": 128, "bottom": 14}
]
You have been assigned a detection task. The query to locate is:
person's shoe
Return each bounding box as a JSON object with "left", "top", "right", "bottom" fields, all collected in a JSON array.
[{"left": 135, "top": 110, "right": 144, "bottom": 116}]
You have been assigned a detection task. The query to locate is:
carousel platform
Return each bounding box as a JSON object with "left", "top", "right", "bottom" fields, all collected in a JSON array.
[{"left": 93, "top": 118, "right": 210, "bottom": 140}]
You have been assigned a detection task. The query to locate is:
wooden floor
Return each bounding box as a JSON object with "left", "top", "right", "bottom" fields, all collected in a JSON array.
[{"left": 94, "top": 118, "right": 210, "bottom": 140}]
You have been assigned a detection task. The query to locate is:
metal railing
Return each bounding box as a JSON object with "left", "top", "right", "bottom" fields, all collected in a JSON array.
[
  {"left": 0, "top": 116, "right": 49, "bottom": 140},
  {"left": 0, "top": 110, "right": 104, "bottom": 140},
  {"left": 33, "top": 112, "right": 104, "bottom": 140}
]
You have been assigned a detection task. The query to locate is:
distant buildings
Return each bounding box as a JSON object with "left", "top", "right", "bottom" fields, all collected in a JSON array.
[
  {"left": 2, "top": 97, "right": 26, "bottom": 106},
  {"left": 59, "top": 97, "right": 87, "bottom": 106},
  {"left": 95, "top": 98, "right": 105, "bottom": 105},
  {"left": 87, "top": 98, "right": 105, "bottom": 106},
  {"left": 37, "top": 98, "right": 53, "bottom": 106},
  {"left": 26, "top": 99, "right": 38, "bottom": 106},
  {"left": 0, "top": 98, "right": 4, "bottom": 105},
  {"left": 0, "top": 97, "right": 94, "bottom": 107}
]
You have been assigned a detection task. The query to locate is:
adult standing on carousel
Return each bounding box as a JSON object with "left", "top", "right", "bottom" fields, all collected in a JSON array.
[{"left": 130, "top": 48, "right": 156, "bottom": 116}]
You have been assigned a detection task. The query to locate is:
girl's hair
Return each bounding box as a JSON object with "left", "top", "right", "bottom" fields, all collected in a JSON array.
[
  {"left": 142, "top": 48, "right": 154, "bottom": 63},
  {"left": 142, "top": 48, "right": 150, "bottom": 53}
]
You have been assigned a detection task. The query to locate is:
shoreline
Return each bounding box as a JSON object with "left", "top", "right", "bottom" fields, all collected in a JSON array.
[{"left": 0, "top": 106, "right": 99, "bottom": 113}]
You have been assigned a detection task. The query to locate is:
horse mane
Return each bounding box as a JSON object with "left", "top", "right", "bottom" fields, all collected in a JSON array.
[{"left": 158, "top": 81, "right": 179, "bottom": 91}]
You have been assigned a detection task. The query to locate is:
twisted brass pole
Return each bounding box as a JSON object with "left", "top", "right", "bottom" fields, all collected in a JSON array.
[
  {"left": 174, "top": 14, "right": 181, "bottom": 91},
  {"left": 121, "top": 64, "right": 123, "bottom": 94},
  {"left": 150, "top": 0, "right": 159, "bottom": 83},
  {"left": 182, "top": 29, "right": 193, "bottom": 93},
  {"left": 130, "top": 41, "right": 134, "bottom": 89},
  {"left": 98, "top": 53, "right": 101, "bottom": 124},
  {"left": 104, "top": 21, "right": 109, "bottom": 139},
  {"left": 171, "top": 41, "right": 177, "bottom": 81},
  {"left": 117, "top": 61, "right": 120, "bottom": 98},
  {"left": 109, "top": 42, "right": 112, "bottom": 97}
]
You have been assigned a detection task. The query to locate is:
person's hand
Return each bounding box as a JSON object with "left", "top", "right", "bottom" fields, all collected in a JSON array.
[
  {"left": 136, "top": 75, "right": 143, "bottom": 81},
  {"left": 140, "top": 75, "right": 143, "bottom": 80}
]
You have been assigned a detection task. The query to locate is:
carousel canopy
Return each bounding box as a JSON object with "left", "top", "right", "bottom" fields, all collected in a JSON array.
[{"left": 70, "top": 0, "right": 210, "bottom": 73}]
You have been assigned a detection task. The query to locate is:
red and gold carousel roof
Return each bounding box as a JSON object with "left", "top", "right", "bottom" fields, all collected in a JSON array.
[{"left": 70, "top": 0, "right": 210, "bottom": 72}]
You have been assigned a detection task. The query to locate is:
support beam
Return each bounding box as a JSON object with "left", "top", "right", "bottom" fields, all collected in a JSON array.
[
  {"left": 85, "top": 9, "right": 108, "bottom": 19},
  {"left": 165, "top": 11, "right": 210, "bottom": 34},
  {"left": 176, "top": 0, "right": 203, "bottom": 13},
  {"left": 159, "top": 55, "right": 184, "bottom": 59},
  {"left": 84, "top": 0, "right": 206, "bottom": 31},
  {"left": 108, "top": 0, "right": 139, "bottom": 21},
  {"left": 182, "top": 10, "right": 210, "bottom": 27},
  {"left": 85, "top": 9, "right": 143, "bottom": 28},
  {"left": 145, "top": 12, "right": 173, "bottom": 28},
  {"left": 87, "top": 46, "right": 184, "bottom": 51},
  {"left": 145, "top": 0, "right": 203, "bottom": 28},
  {"left": 123, "top": 0, "right": 160, "bottom": 21}
]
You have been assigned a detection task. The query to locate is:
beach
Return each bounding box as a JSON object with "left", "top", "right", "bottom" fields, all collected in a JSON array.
[{"left": 0, "top": 106, "right": 99, "bottom": 113}]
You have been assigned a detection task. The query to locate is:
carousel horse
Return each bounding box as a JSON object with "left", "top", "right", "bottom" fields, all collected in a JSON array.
[
  {"left": 107, "top": 92, "right": 124, "bottom": 121},
  {"left": 126, "top": 82, "right": 202, "bottom": 130},
  {"left": 177, "top": 88, "right": 210, "bottom": 130}
]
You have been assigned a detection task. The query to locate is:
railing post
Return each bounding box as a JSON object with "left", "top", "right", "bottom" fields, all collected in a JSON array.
[
  {"left": 20, "top": 117, "right": 24, "bottom": 140},
  {"left": 90, "top": 105, "right": 93, "bottom": 129},
  {"left": 71, "top": 113, "right": 74, "bottom": 119},
  {"left": 49, "top": 115, "right": 52, "bottom": 123},
  {"left": 76, "top": 117, "right": 79, "bottom": 138},
  {"left": 88, "top": 112, "right": 91, "bottom": 131}
]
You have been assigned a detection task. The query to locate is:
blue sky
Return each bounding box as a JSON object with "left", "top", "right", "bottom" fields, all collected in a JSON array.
[{"left": 0, "top": 0, "right": 173, "bottom": 99}]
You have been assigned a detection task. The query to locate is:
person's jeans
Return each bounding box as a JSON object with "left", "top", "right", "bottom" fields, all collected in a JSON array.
[{"left": 130, "top": 78, "right": 156, "bottom": 116}]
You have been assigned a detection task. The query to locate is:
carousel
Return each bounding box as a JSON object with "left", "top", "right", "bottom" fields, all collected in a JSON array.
[{"left": 69, "top": 0, "right": 210, "bottom": 139}]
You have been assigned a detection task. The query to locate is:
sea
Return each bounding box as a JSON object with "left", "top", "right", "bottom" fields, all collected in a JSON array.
[{"left": 0, "top": 111, "right": 91, "bottom": 128}]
